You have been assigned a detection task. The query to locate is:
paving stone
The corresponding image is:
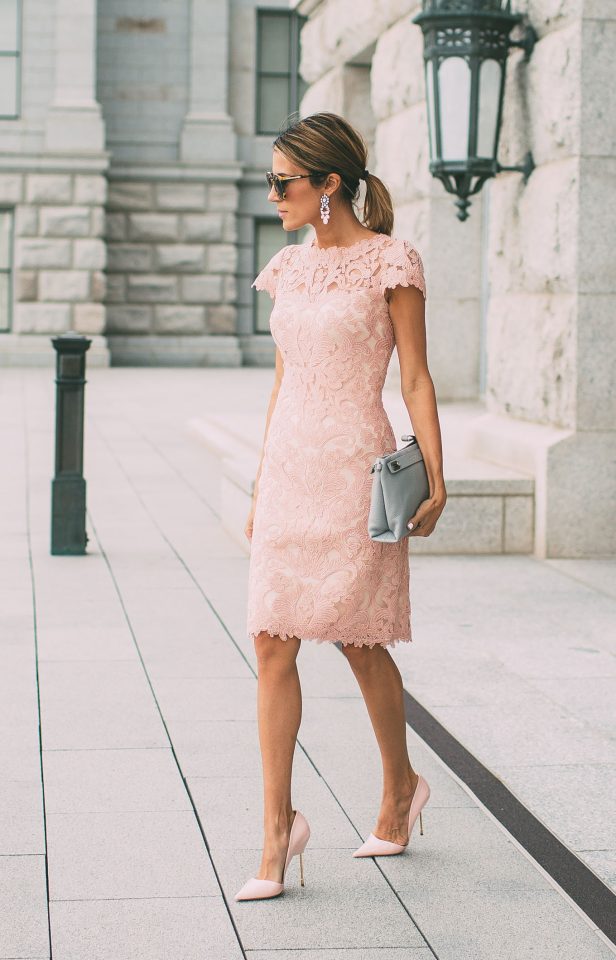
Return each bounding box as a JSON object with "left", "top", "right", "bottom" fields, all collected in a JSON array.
[
  {"left": 43, "top": 747, "right": 190, "bottom": 815},
  {"left": 167, "top": 718, "right": 262, "bottom": 778},
  {"left": 496, "top": 761, "right": 616, "bottom": 850},
  {"left": 39, "top": 660, "right": 169, "bottom": 750},
  {"left": 47, "top": 810, "right": 219, "bottom": 901},
  {"left": 0, "top": 780, "right": 45, "bottom": 855},
  {"left": 50, "top": 895, "right": 243, "bottom": 960},
  {"left": 0, "top": 854, "right": 49, "bottom": 958},
  {"left": 153, "top": 676, "right": 258, "bottom": 724}
]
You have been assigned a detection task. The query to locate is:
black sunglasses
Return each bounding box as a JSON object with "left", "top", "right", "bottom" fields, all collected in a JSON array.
[{"left": 266, "top": 171, "right": 316, "bottom": 200}]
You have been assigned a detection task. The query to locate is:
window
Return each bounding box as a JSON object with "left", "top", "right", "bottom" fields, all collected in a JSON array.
[
  {"left": 0, "top": 0, "right": 21, "bottom": 118},
  {"left": 253, "top": 219, "right": 304, "bottom": 334},
  {"left": 0, "top": 210, "right": 13, "bottom": 332},
  {"left": 256, "top": 9, "right": 307, "bottom": 135}
]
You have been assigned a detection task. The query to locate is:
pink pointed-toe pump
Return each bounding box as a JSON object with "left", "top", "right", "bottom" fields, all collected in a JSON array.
[
  {"left": 353, "top": 774, "right": 431, "bottom": 857},
  {"left": 234, "top": 809, "right": 311, "bottom": 901}
]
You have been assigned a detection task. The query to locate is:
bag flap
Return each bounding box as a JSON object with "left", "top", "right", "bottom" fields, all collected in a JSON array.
[{"left": 384, "top": 443, "right": 424, "bottom": 473}]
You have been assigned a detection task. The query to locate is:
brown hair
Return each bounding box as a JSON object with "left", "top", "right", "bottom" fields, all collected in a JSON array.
[{"left": 273, "top": 112, "right": 394, "bottom": 236}]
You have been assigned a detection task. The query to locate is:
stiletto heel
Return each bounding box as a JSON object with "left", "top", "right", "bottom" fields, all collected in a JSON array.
[
  {"left": 353, "top": 774, "right": 430, "bottom": 858},
  {"left": 234, "top": 810, "right": 311, "bottom": 901}
]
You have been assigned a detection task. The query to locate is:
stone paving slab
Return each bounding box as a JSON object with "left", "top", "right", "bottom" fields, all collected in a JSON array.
[
  {"left": 0, "top": 855, "right": 50, "bottom": 959},
  {"left": 49, "top": 896, "right": 243, "bottom": 960},
  {"left": 0, "top": 778, "right": 45, "bottom": 855},
  {"left": 46, "top": 810, "right": 220, "bottom": 901},
  {"left": 39, "top": 660, "right": 170, "bottom": 751},
  {"left": 42, "top": 747, "right": 192, "bottom": 815}
]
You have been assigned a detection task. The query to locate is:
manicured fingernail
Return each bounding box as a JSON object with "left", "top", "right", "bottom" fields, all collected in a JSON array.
[{"left": 407, "top": 522, "right": 414, "bottom": 529}]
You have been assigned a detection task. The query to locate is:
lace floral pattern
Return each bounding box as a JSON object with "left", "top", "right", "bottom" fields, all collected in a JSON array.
[{"left": 246, "top": 233, "right": 426, "bottom": 649}]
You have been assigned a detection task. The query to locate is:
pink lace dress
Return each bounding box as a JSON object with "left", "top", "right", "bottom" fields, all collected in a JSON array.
[{"left": 246, "top": 232, "right": 427, "bottom": 649}]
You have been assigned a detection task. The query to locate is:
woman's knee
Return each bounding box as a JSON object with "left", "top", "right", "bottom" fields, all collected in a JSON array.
[
  {"left": 341, "top": 641, "right": 387, "bottom": 674},
  {"left": 254, "top": 630, "right": 301, "bottom": 668},
  {"left": 340, "top": 641, "right": 372, "bottom": 668}
]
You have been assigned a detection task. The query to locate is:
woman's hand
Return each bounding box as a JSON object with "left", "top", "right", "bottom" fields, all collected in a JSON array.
[{"left": 406, "top": 489, "right": 447, "bottom": 537}]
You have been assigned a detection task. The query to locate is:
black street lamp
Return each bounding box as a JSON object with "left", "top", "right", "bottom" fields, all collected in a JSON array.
[{"left": 413, "top": 0, "right": 537, "bottom": 221}]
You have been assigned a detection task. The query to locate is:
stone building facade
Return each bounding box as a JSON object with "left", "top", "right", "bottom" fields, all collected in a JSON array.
[
  {"left": 1, "top": 0, "right": 614, "bottom": 557},
  {"left": 0, "top": 0, "right": 302, "bottom": 367},
  {"left": 293, "top": 0, "right": 615, "bottom": 558}
]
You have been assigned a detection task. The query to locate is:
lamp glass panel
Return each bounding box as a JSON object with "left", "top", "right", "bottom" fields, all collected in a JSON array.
[
  {"left": 438, "top": 56, "right": 471, "bottom": 161},
  {"left": 425, "top": 63, "right": 436, "bottom": 161},
  {"left": 477, "top": 58, "right": 501, "bottom": 158}
]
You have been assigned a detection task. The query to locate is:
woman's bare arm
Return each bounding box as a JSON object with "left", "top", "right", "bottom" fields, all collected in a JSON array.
[
  {"left": 386, "top": 283, "right": 446, "bottom": 536},
  {"left": 251, "top": 345, "right": 285, "bottom": 508}
]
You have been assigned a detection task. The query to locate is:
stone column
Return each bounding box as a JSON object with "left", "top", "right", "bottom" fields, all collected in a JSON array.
[
  {"left": 44, "top": 0, "right": 105, "bottom": 153},
  {"left": 180, "top": 0, "right": 237, "bottom": 163}
]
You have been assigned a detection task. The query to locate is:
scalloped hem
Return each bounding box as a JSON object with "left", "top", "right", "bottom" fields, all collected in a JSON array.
[{"left": 248, "top": 626, "right": 412, "bottom": 649}]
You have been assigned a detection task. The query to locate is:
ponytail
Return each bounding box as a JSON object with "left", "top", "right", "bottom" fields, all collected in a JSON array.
[{"left": 362, "top": 172, "right": 394, "bottom": 236}]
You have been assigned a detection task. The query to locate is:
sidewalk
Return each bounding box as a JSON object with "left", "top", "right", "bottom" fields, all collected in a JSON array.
[{"left": 1, "top": 366, "right": 615, "bottom": 960}]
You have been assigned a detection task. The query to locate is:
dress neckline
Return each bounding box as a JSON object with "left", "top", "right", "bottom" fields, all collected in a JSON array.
[{"left": 308, "top": 232, "right": 386, "bottom": 254}]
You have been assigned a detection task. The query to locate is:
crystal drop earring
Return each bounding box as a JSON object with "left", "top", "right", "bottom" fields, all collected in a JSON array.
[{"left": 320, "top": 193, "right": 330, "bottom": 224}]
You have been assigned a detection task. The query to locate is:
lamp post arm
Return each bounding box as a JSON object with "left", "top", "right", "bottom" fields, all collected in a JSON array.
[
  {"left": 495, "top": 151, "right": 535, "bottom": 184},
  {"left": 507, "top": 24, "right": 538, "bottom": 61}
]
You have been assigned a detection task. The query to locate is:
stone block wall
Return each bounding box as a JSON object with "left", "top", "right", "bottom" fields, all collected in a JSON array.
[
  {"left": 485, "top": 3, "right": 582, "bottom": 429},
  {"left": 0, "top": 167, "right": 109, "bottom": 364},
  {"left": 104, "top": 178, "right": 240, "bottom": 364}
]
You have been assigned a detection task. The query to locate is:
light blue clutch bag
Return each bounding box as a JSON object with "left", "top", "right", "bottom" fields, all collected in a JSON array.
[{"left": 368, "top": 434, "right": 430, "bottom": 542}]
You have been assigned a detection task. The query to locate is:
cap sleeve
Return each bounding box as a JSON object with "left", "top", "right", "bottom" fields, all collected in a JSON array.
[
  {"left": 379, "top": 238, "right": 426, "bottom": 299},
  {"left": 251, "top": 245, "right": 288, "bottom": 301}
]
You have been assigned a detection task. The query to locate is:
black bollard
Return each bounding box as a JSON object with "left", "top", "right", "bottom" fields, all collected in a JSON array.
[{"left": 50, "top": 331, "right": 92, "bottom": 555}]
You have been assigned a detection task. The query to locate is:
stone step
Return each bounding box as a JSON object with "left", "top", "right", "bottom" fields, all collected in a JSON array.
[{"left": 188, "top": 397, "right": 535, "bottom": 555}]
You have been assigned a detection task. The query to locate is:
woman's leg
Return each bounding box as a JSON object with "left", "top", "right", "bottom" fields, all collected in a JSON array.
[
  {"left": 341, "top": 643, "right": 419, "bottom": 844},
  {"left": 253, "top": 630, "right": 302, "bottom": 881}
]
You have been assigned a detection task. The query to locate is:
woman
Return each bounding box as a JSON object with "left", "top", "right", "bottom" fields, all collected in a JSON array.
[{"left": 235, "top": 112, "right": 446, "bottom": 902}]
